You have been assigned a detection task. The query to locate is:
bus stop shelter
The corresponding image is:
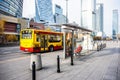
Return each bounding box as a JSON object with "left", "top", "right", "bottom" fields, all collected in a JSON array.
[{"left": 50, "top": 23, "right": 93, "bottom": 59}]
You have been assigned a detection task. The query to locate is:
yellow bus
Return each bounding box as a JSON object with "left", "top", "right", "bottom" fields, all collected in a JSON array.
[{"left": 20, "top": 29, "right": 63, "bottom": 53}]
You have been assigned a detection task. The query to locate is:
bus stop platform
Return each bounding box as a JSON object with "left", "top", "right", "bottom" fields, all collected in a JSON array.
[{"left": 0, "top": 41, "right": 120, "bottom": 80}]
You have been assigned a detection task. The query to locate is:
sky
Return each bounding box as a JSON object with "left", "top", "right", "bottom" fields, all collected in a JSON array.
[{"left": 22, "top": 0, "right": 120, "bottom": 36}]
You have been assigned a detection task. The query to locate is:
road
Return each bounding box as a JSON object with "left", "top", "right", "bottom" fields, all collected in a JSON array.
[
  {"left": 0, "top": 46, "right": 30, "bottom": 61},
  {"left": 0, "top": 41, "right": 120, "bottom": 80}
]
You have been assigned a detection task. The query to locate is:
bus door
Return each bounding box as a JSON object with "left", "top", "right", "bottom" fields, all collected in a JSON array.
[{"left": 40, "top": 35, "right": 48, "bottom": 51}]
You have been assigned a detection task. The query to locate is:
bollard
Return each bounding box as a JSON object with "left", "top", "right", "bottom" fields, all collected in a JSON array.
[
  {"left": 103, "top": 44, "right": 105, "bottom": 48},
  {"left": 57, "top": 55, "right": 60, "bottom": 73},
  {"left": 100, "top": 43, "right": 102, "bottom": 50},
  {"left": 97, "top": 45, "right": 99, "bottom": 51},
  {"left": 105, "top": 43, "right": 106, "bottom": 48},
  {"left": 32, "top": 61, "right": 36, "bottom": 80},
  {"left": 71, "top": 52, "right": 74, "bottom": 66},
  {"left": 101, "top": 43, "right": 102, "bottom": 50},
  {"left": 30, "top": 54, "right": 42, "bottom": 70}
]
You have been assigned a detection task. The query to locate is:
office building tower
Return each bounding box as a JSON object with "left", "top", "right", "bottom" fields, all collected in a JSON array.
[
  {"left": 0, "top": 0, "right": 23, "bottom": 17},
  {"left": 112, "top": 9, "right": 119, "bottom": 39},
  {"left": 54, "top": 4, "right": 66, "bottom": 24},
  {"left": 55, "top": 4, "right": 63, "bottom": 15},
  {"left": 35, "top": 0, "right": 54, "bottom": 23},
  {"left": 96, "top": 3, "right": 103, "bottom": 32},
  {"left": 81, "top": 0, "right": 96, "bottom": 31}
]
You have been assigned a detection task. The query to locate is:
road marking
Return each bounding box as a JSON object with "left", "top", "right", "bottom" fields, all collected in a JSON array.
[{"left": 0, "top": 56, "right": 30, "bottom": 64}]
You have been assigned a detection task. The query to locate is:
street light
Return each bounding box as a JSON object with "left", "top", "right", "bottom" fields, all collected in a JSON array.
[
  {"left": 65, "top": 0, "right": 68, "bottom": 23},
  {"left": 27, "top": 18, "right": 30, "bottom": 28}
]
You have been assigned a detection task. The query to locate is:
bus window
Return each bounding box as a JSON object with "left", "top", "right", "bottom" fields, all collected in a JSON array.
[
  {"left": 49, "top": 35, "right": 61, "bottom": 42},
  {"left": 56, "top": 35, "right": 61, "bottom": 42},
  {"left": 22, "top": 30, "right": 32, "bottom": 39},
  {"left": 49, "top": 37, "right": 53, "bottom": 42}
]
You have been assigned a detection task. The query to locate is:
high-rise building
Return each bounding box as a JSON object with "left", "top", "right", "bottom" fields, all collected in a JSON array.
[
  {"left": 0, "top": 0, "right": 23, "bottom": 17},
  {"left": 81, "top": 0, "right": 96, "bottom": 31},
  {"left": 112, "top": 9, "right": 119, "bottom": 39},
  {"left": 54, "top": 4, "right": 66, "bottom": 32},
  {"left": 55, "top": 4, "right": 63, "bottom": 15},
  {"left": 96, "top": 3, "right": 103, "bottom": 32},
  {"left": 54, "top": 4, "right": 66, "bottom": 24},
  {"left": 35, "top": 0, "right": 54, "bottom": 23}
]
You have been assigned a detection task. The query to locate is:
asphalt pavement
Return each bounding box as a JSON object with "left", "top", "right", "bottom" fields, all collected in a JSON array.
[{"left": 0, "top": 46, "right": 29, "bottom": 61}]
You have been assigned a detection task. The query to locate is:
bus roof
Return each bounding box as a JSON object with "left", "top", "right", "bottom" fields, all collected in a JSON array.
[{"left": 21, "top": 29, "right": 63, "bottom": 35}]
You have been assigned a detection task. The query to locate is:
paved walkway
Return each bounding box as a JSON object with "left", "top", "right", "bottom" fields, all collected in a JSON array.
[{"left": 0, "top": 41, "right": 120, "bottom": 80}]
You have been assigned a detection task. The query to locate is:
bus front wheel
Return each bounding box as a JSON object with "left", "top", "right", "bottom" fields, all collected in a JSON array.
[{"left": 49, "top": 46, "right": 54, "bottom": 52}]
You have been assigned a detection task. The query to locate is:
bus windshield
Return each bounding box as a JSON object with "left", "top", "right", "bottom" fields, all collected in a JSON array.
[{"left": 21, "top": 30, "right": 32, "bottom": 39}]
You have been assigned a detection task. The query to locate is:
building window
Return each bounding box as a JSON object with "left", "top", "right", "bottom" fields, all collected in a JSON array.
[{"left": 0, "top": 5, "right": 9, "bottom": 12}]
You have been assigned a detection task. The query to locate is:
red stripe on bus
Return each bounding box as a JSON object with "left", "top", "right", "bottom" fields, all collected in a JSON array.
[
  {"left": 20, "top": 47, "right": 40, "bottom": 53},
  {"left": 54, "top": 46, "right": 62, "bottom": 50}
]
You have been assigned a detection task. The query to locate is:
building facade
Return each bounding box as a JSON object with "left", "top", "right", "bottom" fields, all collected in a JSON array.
[
  {"left": 35, "top": 0, "right": 54, "bottom": 23},
  {"left": 96, "top": 4, "right": 103, "bottom": 32},
  {"left": 54, "top": 4, "right": 66, "bottom": 24},
  {"left": 29, "top": 19, "right": 45, "bottom": 30},
  {"left": 0, "top": 14, "right": 28, "bottom": 44},
  {"left": 0, "top": 0, "right": 23, "bottom": 17},
  {"left": 55, "top": 4, "right": 63, "bottom": 15},
  {"left": 112, "top": 9, "right": 119, "bottom": 39},
  {"left": 81, "top": 0, "right": 96, "bottom": 31}
]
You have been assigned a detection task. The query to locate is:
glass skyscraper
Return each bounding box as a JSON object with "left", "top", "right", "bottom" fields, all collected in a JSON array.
[
  {"left": 81, "top": 0, "right": 96, "bottom": 31},
  {"left": 96, "top": 4, "right": 103, "bottom": 32},
  {"left": 54, "top": 4, "right": 66, "bottom": 24},
  {"left": 112, "top": 9, "right": 119, "bottom": 39},
  {"left": 35, "top": 0, "right": 54, "bottom": 23},
  {"left": 55, "top": 4, "right": 63, "bottom": 15},
  {"left": 0, "top": 0, "right": 23, "bottom": 17}
]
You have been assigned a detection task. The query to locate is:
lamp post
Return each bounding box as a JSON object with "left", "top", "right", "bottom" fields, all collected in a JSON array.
[
  {"left": 65, "top": 0, "right": 68, "bottom": 23},
  {"left": 81, "top": 0, "right": 82, "bottom": 26},
  {"left": 27, "top": 18, "right": 30, "bottom": 28}
]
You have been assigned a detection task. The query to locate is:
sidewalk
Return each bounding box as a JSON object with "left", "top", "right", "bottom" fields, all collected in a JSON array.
[
  {"left": 35, "top": 47, "right": 120, "bottom": 80},
  {"left": 37, "top": 43, "right": 120, "bottom": 80},
  {"left": 0, "top": 43, "right": 120, "bottom": 80}
]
